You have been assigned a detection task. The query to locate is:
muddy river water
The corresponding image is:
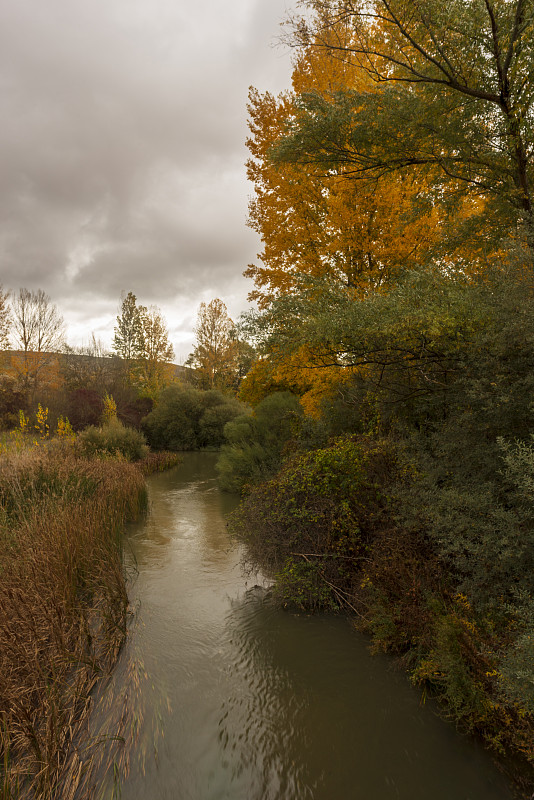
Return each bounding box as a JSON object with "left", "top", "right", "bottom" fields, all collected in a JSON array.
[{"left": 108, "top": 452, "right": 513, "bottom": 800}]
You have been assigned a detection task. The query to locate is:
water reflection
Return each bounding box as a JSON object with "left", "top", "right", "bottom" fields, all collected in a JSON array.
[{"left": 112, "top": 453, "right": 513, "bottom": 800}]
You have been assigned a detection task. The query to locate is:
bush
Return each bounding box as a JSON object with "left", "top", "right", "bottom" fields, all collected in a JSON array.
[
  {"left": 229, "top": 435, "right": 396, "bottom": 609},
  {"left": 142, "top": 383, "right": 244, "bottom": 451},
  {"left": 79, "top": 418, "right": 149, "bottom": 461},
  {"left": 217, "top": 391, "right": 303, "bottom": 492},
  {"left": 66, "top": 387, "right": 104, "bottom": 431}
]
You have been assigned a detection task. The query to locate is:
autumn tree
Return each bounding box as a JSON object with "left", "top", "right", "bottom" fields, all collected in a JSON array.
[
  {"left": 10, "top": 288, "right": 65, "bottom": 403},
  {"left": 113, "top": 292, "right": 144, "bottom": 363},
  {"left": 138, "top": 305, "right": 175, "bottom": 398},
  {"left": 281, "top": 0, "right": 534, "bottom": 247},
  {"left": 245, "top": 26, "right": 464, "bottom": 408},
  {"left": 187, "top": 299, "right": 238, "bottom": 391},
  {"left": 247, "top": 84, "right": 445, "bottom": 303},
  {"left": 113, "top": 293, "right": 174, "bottom": 397}
]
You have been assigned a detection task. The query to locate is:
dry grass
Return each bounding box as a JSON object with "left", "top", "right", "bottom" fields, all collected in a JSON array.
[{"left": 0, "top": 442, "right": 147, "bottom": 799}]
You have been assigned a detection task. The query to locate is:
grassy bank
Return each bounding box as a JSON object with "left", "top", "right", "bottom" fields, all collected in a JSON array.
[{"left": 0, "top": 441, "right": 148, "bottom": 800}]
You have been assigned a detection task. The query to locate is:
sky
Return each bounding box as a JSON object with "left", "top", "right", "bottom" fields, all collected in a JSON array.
[{"left": 0, "top": 0, "right": 297, "bottom": 361}]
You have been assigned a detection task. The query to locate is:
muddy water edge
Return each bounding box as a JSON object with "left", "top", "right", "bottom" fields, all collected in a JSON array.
[{"left": 98, "top": 452, "right": 515, "bottom": 800}]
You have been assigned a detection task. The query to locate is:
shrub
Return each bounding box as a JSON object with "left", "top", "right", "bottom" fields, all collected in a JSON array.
[
  {"left": 217, "top": 391, "right": 303, "bottom": 492},
  {"left": 79, "top": 418, "right": 149, "bottom": 461},
  {"left": 229, "top": 435, "right": 396, "bottom": 609},
  {"left": 66, "top": 387, "right": 104, "bottom": 430},
  {"left": 142, "top": 383, "right": 244, "bottom": 451}
]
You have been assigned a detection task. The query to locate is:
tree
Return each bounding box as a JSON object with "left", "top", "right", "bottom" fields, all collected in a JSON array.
[
  {"left": 0, "top": 286, "right": 10, "bottom": 349},
  {"left": 142, "top": 384, "right": 244, "bottom": 451},
  {"left": 62, "top": 334, "right": 118, "bottom": 393},
  {"left": 10, "top": 288, "right": 65, "bottom": 402},
  {"left": 187, "top": 299, "right": 238, "bottom": 391},
  {"left": 113, "top": 293, "right": 175, "bottom": 398},
  {"left": 112, "top": 292, "right": 144, "bottom": 363},
  {"left": 11, "top": 288, "right": 64, "bottom": 354},
  {"left": 282, "top": 0, "right": 534, "bottom": 246},
  {"left": 138, "top": 305, "right": 175, "bottom": 398},
  {"left": 245, "top": 39, "right": 448, "bottom": 309}
]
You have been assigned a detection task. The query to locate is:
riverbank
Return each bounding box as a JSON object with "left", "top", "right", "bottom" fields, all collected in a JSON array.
[
  {"left": 228, "top": 434, "right": 534, "bottom": 798},
  {"left": 105, "top": 452, "right": 514, "bottom": 800},
  {"left": 0, "top": 441, "right": 178, "bottom": 799}
]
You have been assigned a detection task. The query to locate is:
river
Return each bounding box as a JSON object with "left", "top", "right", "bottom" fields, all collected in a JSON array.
[{"left": 104, "top": 452, "right": 514, "bottom": 799}]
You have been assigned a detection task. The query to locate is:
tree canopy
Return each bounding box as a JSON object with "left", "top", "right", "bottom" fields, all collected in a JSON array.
[{"left": 280, "top": 0, "right": 534, "bottom": 245}]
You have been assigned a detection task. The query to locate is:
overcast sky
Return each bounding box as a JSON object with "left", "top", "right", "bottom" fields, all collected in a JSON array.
[{"left": 0, "top": 0, "right": 296, "bottom": 361}]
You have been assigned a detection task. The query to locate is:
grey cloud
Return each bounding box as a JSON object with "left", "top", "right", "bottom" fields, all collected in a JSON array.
[{"left": 0, "top": 0, "right": 295, "bottom": 352}]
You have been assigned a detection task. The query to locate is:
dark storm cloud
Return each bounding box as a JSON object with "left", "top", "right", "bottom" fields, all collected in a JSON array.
[{"left": 0, "top": 0, "right": 295, "bottom": 354}]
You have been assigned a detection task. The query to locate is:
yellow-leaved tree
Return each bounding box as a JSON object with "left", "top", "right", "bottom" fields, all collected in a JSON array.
[{"left": 187, "top": 299, "right": 238, "bottom": 391}]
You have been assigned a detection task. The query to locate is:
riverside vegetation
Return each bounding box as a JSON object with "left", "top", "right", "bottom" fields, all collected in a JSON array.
[
  {"left": 223, "top": 263, "right": 534, "bottom": 796},
  {"left": 0, "top": 418, "right": 180, "bottom": 800},
  {"left": 222, "top": 1, "right": 534, "bottom": 793}
]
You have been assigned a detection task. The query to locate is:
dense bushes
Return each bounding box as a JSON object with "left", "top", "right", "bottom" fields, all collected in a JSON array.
[
  {"left": 79, "top": 417, "right": 149, "bottom": 460},
  {"left": 216, "top": 391, "right": 303, "bottom": 491},
  {"left": 142, "top": 383, "right": 244, "bottom": 450},
  {"left": 230, "top": 436, "right": 396, "bottom": 609},
  {"left": 227, "top": 262, "right": 534, "bottom": 784}
]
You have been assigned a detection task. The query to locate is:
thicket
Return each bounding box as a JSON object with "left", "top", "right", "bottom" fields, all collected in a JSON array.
[
  {"left": 227, "top": 261, "right": 534, "bottom": 789},
  {"left": 0, "top": 443, "right": 148, "bottom": 799},
  {"left": 142, "top": 383, "right": 244, "bottom": 451},
  {"left": 216, "top": 391, "right": 303, "bottom": 492},
  {"left": 79, "top": 417, "right": 149, "bottom": 461}
]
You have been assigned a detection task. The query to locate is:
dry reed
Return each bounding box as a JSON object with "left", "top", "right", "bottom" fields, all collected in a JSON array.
[{"left": 0, "top": 443, "right": 147, "bottom": 799}]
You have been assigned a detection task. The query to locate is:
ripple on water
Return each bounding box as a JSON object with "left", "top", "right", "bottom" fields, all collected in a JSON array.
[{"left": 109, "top": 455, "right": 514, "bottom": 800}]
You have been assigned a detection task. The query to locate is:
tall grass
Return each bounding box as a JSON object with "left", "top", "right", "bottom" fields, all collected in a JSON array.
[{"left": 0, "top": 442, "right": 147, "bottom": 799}]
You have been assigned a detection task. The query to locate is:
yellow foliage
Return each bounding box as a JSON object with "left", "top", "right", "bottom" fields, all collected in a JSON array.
[
  {"left": 245, "top": 32, "right": 449, "bottom": 310},
  {"left": 102, "top": 392, "right": 117, "bottom": 422},
  {"left": 56, "top": 416, "right": 75, "bottom": 441}
]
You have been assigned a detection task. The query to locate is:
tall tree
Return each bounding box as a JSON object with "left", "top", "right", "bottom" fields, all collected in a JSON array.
[
  {"left": 282, "top": 0, "right": 534, "bottom": 246},
  {"left": 112, "top": 292, "right": 144, "bottom": 362},
  {"left": 187, "top": 299, "right": 238, "bottom": 390},
  {"left": 113, "top": 292, "right": 175, "bottom": 397},
  {"left": 245, "top": 25, "right": 462, "bottom": 310},
  {"left": 138, "top": 306, "right": 175, "bottom": 398},
  {"left": 11, "top": 288, "right": 64, "bottom": 354},
  {"left": 10, "top": 288, "right": 65, "bottom": 402}
]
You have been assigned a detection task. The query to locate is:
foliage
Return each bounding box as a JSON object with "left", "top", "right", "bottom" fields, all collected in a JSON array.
[
  {"left": 246, "top": 65, "right": 444, "bottom": 310},
  {"left": 216, "top": 391, "right": 304, "bottom": 492},
  {"left": 0, "top": 375, "right": 26, "bottom": 430},
  {"left": 34, "top": 403, "right": 49, "bottom": 439},
  {"left": 112, "top": 291, "right": 145, "bottom": 362},
  {"left": 66, "top": 387, "right": 104, "bottom": 430},
  {"left": 79, "top": 418, "right": 149, "bottom": 461},
  {"left": 186, "top": 298, "right": 239, "bottom": 391},
  {"left": 284, "top": 0, "right": 534, "bottom": 245},
  {"left": 137, "top": 305, "right": 175, "bottom": 397},
  {"left": 112, "top": 292, "right": 174, "bottom": 397},
  {"left": 142, "top": 383, "right": 244, "bottom": 451},
  {"left": 55, "top": 415, "right": 75, "bottom": 440},
  {"left": 0, "top": 446, "right": 147, "bottom": 798},
  {"left": 9, "top": 288, "right": 65, "bottom": 404},
  {"left": 231, "top": 256, "right": 534, "bottom": 777},
  {"left": 102, "top": 391, "right": 117, "bottom": 421},
  {"left": 229, "top": 436, "right": 396, "bottom": 610}
]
